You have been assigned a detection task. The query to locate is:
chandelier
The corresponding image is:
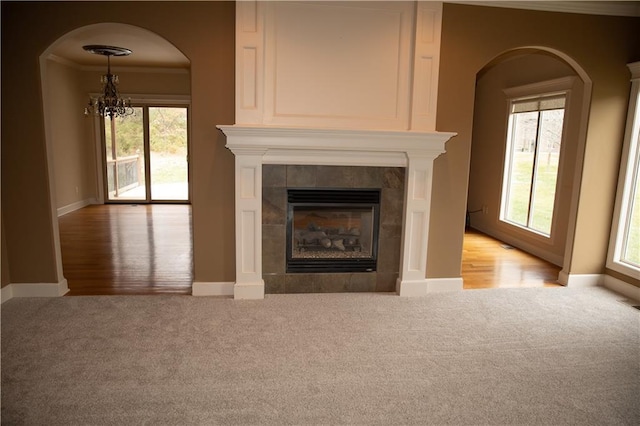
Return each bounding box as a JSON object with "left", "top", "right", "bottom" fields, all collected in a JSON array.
[{"left": 83, "top": 45, "right": 134, "bottom": 120}]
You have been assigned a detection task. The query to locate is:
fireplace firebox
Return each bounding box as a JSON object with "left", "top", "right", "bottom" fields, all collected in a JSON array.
[{"left": 286, "top": 189, "right": 380, "bottom": 273}]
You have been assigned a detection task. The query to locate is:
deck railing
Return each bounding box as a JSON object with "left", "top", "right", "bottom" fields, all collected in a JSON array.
[{"left": 106, "top": 155, "right": 143, "bottom": 197}]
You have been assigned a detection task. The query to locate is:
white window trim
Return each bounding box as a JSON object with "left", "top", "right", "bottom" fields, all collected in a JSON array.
[
  {"left": 607, "top": 62, "right": 640, "bottom": 278},
  {"left": 500, "top": 77, "right": 577, "bottom": 244}
]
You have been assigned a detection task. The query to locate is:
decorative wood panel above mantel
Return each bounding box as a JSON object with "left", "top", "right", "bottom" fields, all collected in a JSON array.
[{"left": 236, "top": 1, "right": 443, "bottom": 132}]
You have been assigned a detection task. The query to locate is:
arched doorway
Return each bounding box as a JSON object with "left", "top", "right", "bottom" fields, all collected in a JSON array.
[
  {"left": 40, "top": 23, "right": 193, "bottom": 294},
  {"left": 465, "top": 47, "right": 592, "bottom": 286}
]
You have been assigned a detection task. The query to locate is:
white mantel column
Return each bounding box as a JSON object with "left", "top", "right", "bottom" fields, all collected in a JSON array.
[
  {"left": 397, "top": 151, "right": 440, "bottom": 296},
  {"left": 232, "top": 150, "right": 267, "bottom": 299}
]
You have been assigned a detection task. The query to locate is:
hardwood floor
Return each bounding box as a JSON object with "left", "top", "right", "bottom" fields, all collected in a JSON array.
[
  {"left": 462, "top": 228, "right": 562, "bottom": 289},
  {"left": 59, "top": 206, "right": 560, "bottom": 295},
  {"left": 59, "top": 204, "right": 193, "bottom": 296}
]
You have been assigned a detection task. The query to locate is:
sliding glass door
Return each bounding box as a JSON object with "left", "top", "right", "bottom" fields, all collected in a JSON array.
[
  {"left": 149, "top": 107, "right": 189, "bottom": 201},
  {"left": 104, "top": 106, "right": 189, "bottom": 202}
]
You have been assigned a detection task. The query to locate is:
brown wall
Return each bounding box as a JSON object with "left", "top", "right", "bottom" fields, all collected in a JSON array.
[
  {"left": 46, "top": 59, "right": 97, "bottom": 209},
  {"left": 431, "top": 3, "right": 640, "bottom": 280},
  {"left": 2, "top": 2, "right": 639, "bottom": 289},
  {"left": 1, "top": 1, "right": 235, "bottom": 285}
]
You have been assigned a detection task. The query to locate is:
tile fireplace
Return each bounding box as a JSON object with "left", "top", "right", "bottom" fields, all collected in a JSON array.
[{"left": 262, "top": 166, "right": 404, "bottom": 294}]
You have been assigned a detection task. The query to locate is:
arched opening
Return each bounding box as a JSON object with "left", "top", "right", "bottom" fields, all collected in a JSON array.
[
  {"left": 465, "top": 47, "right": 592, "bottom": 287},
  {"left": 40, "top": 23, "right": 193, "bottom": 294}
]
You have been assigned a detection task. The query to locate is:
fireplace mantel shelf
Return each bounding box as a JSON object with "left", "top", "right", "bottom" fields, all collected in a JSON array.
[
  {"left": 216, "top": 125, "right": 458, "bottom": 299},
  {"left": 218, "top": 125, "right": 457, "bottom": 167}
]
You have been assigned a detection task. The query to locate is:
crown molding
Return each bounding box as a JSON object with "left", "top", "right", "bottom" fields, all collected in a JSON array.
[{"left": 448, "top": 1, "right": 640, "bottom": 17}]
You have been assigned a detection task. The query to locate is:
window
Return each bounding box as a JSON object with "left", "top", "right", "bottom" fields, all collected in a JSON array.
[
  {"left": 608, "top": 62, "right": 640, "bottom": 276},
  {"left": 500, "top": 93, "right": 567, "bottom": 236}
]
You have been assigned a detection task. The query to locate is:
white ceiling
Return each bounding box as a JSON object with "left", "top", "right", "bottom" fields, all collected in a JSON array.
[{"left": 49, "top": 23, "right": 190, "bottom": 69}]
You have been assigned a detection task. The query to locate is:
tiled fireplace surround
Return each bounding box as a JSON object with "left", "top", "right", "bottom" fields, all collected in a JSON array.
[
  {"left": 218, "top": 126, "right": 457, "bottom": 299},
  {"left": 262, "top": 165, "right": 405, "bottom": 294}
]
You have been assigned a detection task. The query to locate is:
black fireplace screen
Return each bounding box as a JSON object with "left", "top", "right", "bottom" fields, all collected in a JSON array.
[{"left": 286, "top": 189, "right": 380, "bottom": 273}]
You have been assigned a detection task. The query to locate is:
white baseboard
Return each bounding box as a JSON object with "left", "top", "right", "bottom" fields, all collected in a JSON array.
[
  {"left": 426, "top": 277, "right": 464, "bottom": 292},
  {"left": 1, "top": 285, "right": 13, "bottom": 303},
  {"left": 557, "top": 272, "right": 604, "bottom": 287},
  {"left": 603, "top": 275, "right": 640, "bottom": 302},
  {"left": 396, "top": 277, "right": 463, "bottom": 296},
  {"left": 234, "top": 281, "right": 265, "bottom": 299},
  {"left": 57, "top": 198, "right": 97, "bottom": 217},
  {"left": 191, "top": 281, "right": 234, "bottom": 297},
  {"left": 1, "top": 280, "right": 69, "bottom": 303}
]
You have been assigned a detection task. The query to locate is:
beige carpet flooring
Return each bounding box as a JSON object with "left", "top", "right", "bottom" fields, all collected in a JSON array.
[{"left": 2, "top": 287, "right": 639, "bottom": 425}]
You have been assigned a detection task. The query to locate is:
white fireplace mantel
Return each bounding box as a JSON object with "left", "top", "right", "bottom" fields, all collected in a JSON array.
[{"left": 217, "top": 125, "right": 457, "bottom": 299}]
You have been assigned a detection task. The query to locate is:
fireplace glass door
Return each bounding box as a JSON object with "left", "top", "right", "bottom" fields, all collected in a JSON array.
[{"left": 287, "top": 189, "right": 380, "bottom": 273}]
